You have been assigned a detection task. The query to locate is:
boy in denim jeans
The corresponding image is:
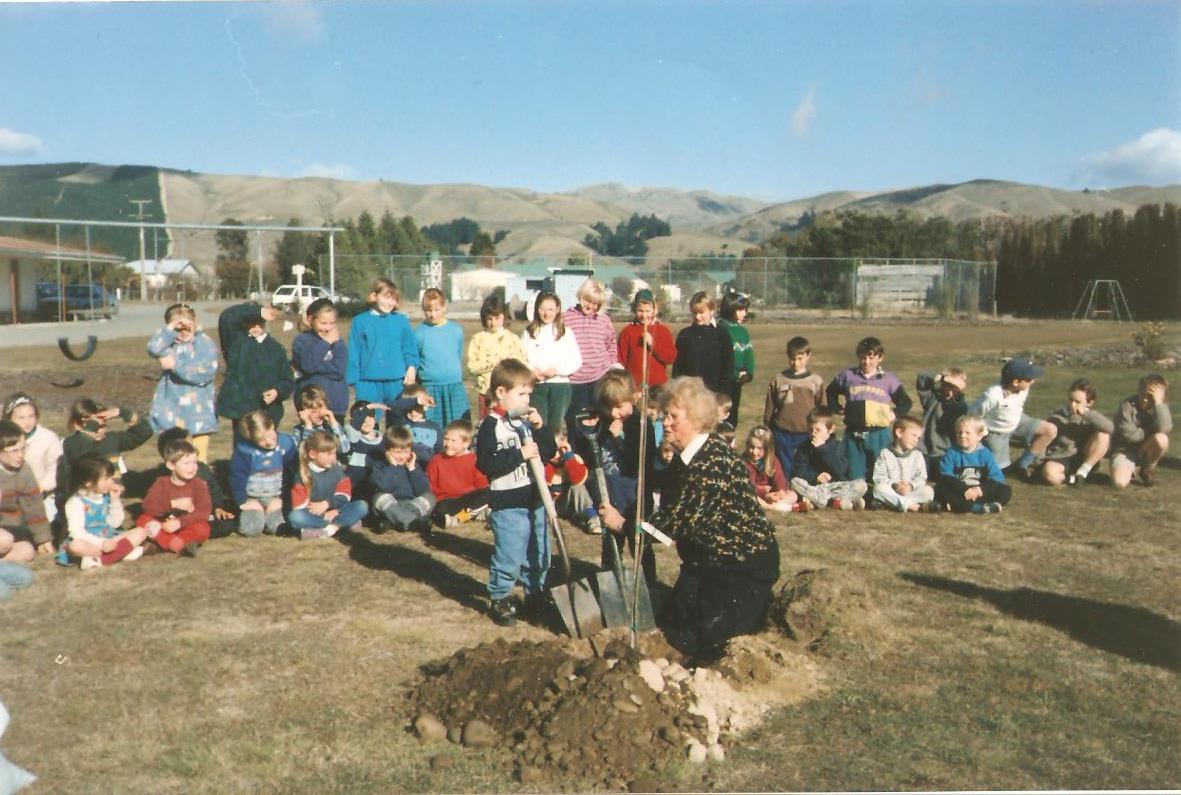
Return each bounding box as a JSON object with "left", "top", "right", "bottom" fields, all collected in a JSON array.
[
  {"left": 825, "top": 336, "right": 912, "bottom": 480},
  {"left": 475, "top": 358, "right": 557, "bottom": 627}
]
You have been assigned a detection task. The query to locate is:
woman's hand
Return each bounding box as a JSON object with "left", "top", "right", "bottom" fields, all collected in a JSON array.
[{"left": 599, "top": 502, "right": 626, "bottom": 533}]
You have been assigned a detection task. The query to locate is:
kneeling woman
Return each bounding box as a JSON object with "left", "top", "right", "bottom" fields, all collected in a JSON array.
[{"left": 600, "top": 376, "right": 780, "bottom": 662}]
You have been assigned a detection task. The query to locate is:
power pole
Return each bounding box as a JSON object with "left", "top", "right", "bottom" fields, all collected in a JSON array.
[{"left": 130, "top": 199, "right": 151, "bottom": 300}]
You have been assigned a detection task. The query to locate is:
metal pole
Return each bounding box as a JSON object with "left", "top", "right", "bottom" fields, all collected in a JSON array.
[
  {"left": 255, "top": 229, "right": 264, "bottom": 295},
  {"left": 130, "top": 199, "right": 150, "bottom": 301},
  {"left": 328, "top": 232, "right": 336, "bottom": 296},
  {"left": 763, "top": 257, "right": 768, "bottom": 306},
  {"left": 55, "top": 224, "right": 63, "bottom": 321},
  {"left": 85, "top": 226, "right": 94, "bottom": 313}
]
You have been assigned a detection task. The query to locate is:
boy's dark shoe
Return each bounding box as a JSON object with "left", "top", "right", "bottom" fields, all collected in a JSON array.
[
  {"left": 181, "top": 542, "right": 200, "bottom": 558},
  {"left": 519, "top": 591, "right": 552, "bottom": 621},
  {"left": 982, "top": 501, "right": 1004, "bottom": 514},
  {"left": 489, "top": 597, "right": 518, "bottom": 627},
  {"left": 1139, "top": 466, "right": 1157, "bottom": 487},
  {"left": 371, "top": 515, "right": 392, "bottom": 534},
  {"left": 921, "top": 501, "right": 943, "bottom": 514}
]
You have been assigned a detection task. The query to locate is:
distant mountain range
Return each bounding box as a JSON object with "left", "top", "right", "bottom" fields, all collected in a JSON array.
[{"left": 1, "top": 163, "right": 1177, "bottom": 270}]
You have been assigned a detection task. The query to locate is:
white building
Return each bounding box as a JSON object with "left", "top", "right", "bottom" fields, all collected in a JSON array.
[
  {"left": 0, "top": 235, "right": 121, "bottom": 324},
  {"left": 126, "top": 259, "right": 200, "bottom": 290}
]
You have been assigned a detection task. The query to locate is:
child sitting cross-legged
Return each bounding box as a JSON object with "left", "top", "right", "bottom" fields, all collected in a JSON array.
[
  {"left": 790, "top": 408, "right": 868, "bottom": 510},
  {"left": 936, "top": 414, "right": 1012, "bottom": 514},
  {"left": 63, "top": 454, "right": 148, "bottom": 570},
  {"left": 288, "top": 431, "right": 368, "bottom": 540},
  {"left": 742, "top": 425, "right": 807, "bottom": 513},
  {"left": 229, "top": 410, "right": 298, "bottom": 537},
  {"left": 871, "top": 415, "right": 936, "bottom": 512},
  {"left": 425, "top": 420, "right": 491, "bottom": 529},
  {"left": 1039, "top": 378, "right": 1113, "bottom": 486},
  {"left": 136, "top": 439, "right": 212, "bottom": 556},
  {"left": 152, "top": 428, "right": 237, "bottom": 538},
  {"left": 371, "top": 426, "right": 436, "bottom": 533},
  {"left": 292, "top": 384, "right": 350, "bottom": 454},
  {"left": 0, "top": 420, "right": 54, "bottom": 563},
  {"left": 395, "top": 383, "right": 444, "bottom": 465}
]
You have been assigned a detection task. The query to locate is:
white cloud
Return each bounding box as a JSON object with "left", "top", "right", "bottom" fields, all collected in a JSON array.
[
  {"left": 1082, "top": 128, "right": 1181, "bottom": 185},
  {"left": 0, "top": 127, "right": 45, "bottom": 157},
  {"left": 790, "top": 89, "right": 817, "bottom": 138},
  {"left": 265, "top": 0, "right": 324, "bottom": 41},
  {"left": 296, "top": 162, "right": 357, "bottom": 180}
]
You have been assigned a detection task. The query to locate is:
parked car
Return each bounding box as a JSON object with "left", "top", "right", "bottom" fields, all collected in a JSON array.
[
  {"left": 36, "top": 282, "right": 119, "bottom": 320},
  {"left": 269, "top": 284, "right": 352, "bottom": 309}
]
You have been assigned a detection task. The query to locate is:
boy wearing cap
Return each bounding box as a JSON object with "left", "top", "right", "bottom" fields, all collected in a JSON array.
[
  {"left": 617, "top": 289, "right": 676, "bottom": 392},
  {"left": 969, "top": 358, "right": 1057, "bottom": 476}
]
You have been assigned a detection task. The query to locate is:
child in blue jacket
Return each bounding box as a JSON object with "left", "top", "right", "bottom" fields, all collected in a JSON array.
[
  {"left": 936, "top": 414, "right": 1011, "bottom": 514},
  {"left": 292, "top": 297, "right": 350, "bottom": 421},
  {"left": 347, "top": 278, "right": 419, "bottom": 418},
  {"left": 370, "top": 425, "right": 436, "bottom": 533},
  {"left": 229, "top": 410, "right": 298, "bottom": 536}
]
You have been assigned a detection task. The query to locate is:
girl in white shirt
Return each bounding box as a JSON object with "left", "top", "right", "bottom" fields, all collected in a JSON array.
[
  {"left": 3, "top": 393, "right": 62, "bottom": 522},
  {"left": 520, "top": 292, "right": 582, "bottom": 433}
]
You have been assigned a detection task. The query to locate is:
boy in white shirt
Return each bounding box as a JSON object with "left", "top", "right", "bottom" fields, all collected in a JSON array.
[{"left": 969, "top": 358, "right": 1056, "bottom": 477}]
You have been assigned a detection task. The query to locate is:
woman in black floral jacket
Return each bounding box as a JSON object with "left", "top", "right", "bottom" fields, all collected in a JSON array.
[{"left": 602, "top": 376, "right": 780, "bottom": 663}]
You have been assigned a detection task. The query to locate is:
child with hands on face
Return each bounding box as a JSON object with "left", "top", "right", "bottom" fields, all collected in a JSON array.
[
  {"left": 1111, "top": 374, "right": 1171, "bottom": 488},
  {"left": 742, "top": 425, "right": 805, "bottom": 513},
  {"left": 147, "top": 303, "right": 220, "bottom": 462},
  {"left": 216, "top": 308, "right": 294, "bottom": 432},
  {"left": 292, "top": 297, "right": 350, "bottom": 421},
  {"left": 292, "top": 385, "right": 350, "bottom": 454},
  {"left": 790, "top": 408, "right": 868, "bottom": 511},
  {"left": 370, "top": 426, "right": 436, "bottom": 533}
]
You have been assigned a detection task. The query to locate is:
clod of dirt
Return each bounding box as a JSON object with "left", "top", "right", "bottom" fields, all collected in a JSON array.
[
  {"left": 461, "top": 719, "right": 497, "bottom": 748},
  {"left": 770, "top": 568, "right": 891, "bottom": 656},
  {"left": 406, "top": 631, "right": 822, "bottom": 788},
  {"left": 429, "top": 753, "right": 455, "bottom": 770},
  {"left": 413, "top": 713, "right": 446, "bottom": 742}
]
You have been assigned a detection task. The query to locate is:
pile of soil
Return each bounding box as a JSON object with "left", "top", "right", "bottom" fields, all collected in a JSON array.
[
  {"left": 971, "top": 343, "right": 1179, "bottom": 371},
  {"left": 769, "top": 568, "right": 896, "bottom": 659},
  {"left": 404, "top": 630, "right": 822, "bottom": 790}
]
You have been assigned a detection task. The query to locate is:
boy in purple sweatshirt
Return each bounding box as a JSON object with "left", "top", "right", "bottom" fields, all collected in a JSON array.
[{"left": 825, "top": 336, "right": 913, "bottom": 480}]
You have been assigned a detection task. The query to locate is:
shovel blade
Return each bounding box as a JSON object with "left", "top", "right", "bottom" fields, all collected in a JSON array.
[
  {"left": 549, "top": 578, "right": 604, "bottom": 638},
  {"left": 596, "top": 567, "right": 657, "bottom": 632}
]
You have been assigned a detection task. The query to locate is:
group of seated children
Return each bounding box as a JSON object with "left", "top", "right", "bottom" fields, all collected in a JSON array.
[{"left": 744, "top": 334, "right": 1171, "bottom": 515}]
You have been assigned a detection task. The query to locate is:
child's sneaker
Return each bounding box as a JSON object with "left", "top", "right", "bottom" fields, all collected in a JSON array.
[
  {"left": 585, "top": 515, "right": 603, "bottom": 535},
  {"left": 921, "top": 501, "right": 943, "bottom": 514},
  {"left": 181, "top": 542, "right": 200, "bottom": 557},
  {"left": 443, "top": 514, "right": 460, "bottom": 529},
  {"left": 124, "top": 545, "right": 145, "bottom": 562},
  {"left": 80, "top": 556, "right": 101, "bottom": 571},
  {"left": 793, "top": 499, "right": 814, "bottom": 513},
  {"left": 489, "top": 597, "right": 518, "bottom": 627},
  {"left": 851, "top": 497, "right": 866, "bottom": 511},
  {"left": 982, "top": 502, "right": 1004, "bottom": 514},
  {"left": 470, "top": 504, "right": 491, "bottom": 522},
  {"left": 1139, "top": 465, "right": 1157, "bottom": 487},
  {"left": 55, "top": 546, "right": 71, "bottom": 567}
]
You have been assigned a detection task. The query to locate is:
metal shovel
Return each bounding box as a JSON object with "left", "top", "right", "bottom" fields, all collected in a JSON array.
[
  {"left": 515, "top": 419, "right": 603, "bottom": 639},
  {"left": 572, "top": 411, "right": 656, "bottom": 632}
]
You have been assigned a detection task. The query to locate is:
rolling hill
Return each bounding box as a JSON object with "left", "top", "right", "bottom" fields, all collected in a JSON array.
[{"left": 2, "top": 163, "right": 1178, "bottom": 273}]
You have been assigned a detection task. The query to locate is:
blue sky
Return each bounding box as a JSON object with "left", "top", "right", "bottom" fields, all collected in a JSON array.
[{"left": 1, "top": 0, "right": 1179, "bottom": 200}]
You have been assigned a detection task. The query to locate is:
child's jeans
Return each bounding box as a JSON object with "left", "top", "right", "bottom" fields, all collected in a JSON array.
[
  {"left": 488, "top": 505, "right": 550, "bottom": 601},
  {"left": 790, "top": 477, "right": 867, "bottom": 508},
  {"left": 288, "top": 500, "right": 368, "bottom": 537},
  {"left": 0, "top": 561, "right": 34, "bottom": 602},
  {"left": 936, "top": 479, "right": 1013, "bottom": 513},
  {"left": 844, "top": 428, "right": 893, "bottom": 480},
  {"left": 772, "top": 429, "right": 809, "bottom": 480},
  {"left": 374, "top": 492, "right": 436, "bottom": 531},
  {"left": 872, "top": 483, "right": 936, "bottom": 512}
]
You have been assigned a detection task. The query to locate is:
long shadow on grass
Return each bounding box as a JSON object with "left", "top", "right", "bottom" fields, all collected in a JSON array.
[
  {"left": 337, "top": 530, "right": 487, "bottom": 613},
  {"left": 425, "top": 530, "right": 603, "bottom": 584},
  {"left": 899, "top": 572, "right": 1181, "bottom": 672}
]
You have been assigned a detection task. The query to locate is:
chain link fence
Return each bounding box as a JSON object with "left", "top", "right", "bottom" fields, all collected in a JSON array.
[{"left": 320, "top": 253, "right": 996, "bottom": 319}]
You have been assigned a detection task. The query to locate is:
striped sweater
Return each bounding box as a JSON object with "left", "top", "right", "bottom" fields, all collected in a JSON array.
[
  {"left": 871, "top": 446, "right": 929, "bottom": 491},
  {"left": 563, "top": 306, "right": 617, "bottom": 385}
]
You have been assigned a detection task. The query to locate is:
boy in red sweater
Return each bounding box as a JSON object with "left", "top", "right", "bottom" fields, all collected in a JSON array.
[
  {"left": 426, "top": 420, "right": 491, "bottom": 528},
  {"left": 136, "top": 440, "right": 212, "bottom": 556}
]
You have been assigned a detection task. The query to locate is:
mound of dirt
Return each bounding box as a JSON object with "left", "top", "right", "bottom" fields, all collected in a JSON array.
[
  {"left": 769, "top": 568, "right": 891, "bottom": 656},
  {"left": 404, "top": 630, "right": 822, "bottom": 790}
]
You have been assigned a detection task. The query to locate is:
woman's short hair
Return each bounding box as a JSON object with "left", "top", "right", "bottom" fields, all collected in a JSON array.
[{"left": 659, "top": 377, "right": 720, "bottom": 434}]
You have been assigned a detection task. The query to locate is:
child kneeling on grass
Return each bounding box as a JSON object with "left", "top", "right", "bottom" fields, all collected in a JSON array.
[
  {"left": 229, "top": 410, "right": 298, "bottom": 537},
  {"left": 872, "top": 415, "right": 936, "bottom": 512},
  {"left": 476, "top": 358, "right": 557, "bottom": 627},
  {"left": 64, "top": 454, "right": 148, "bottom": 569},
  {"left": 936, "top": 415, "right": 1011, "bottom": 514},
  {"left": 288, "top": 431, "right": 368, "bottom": 540},
  {"left": 425, "top": 420, "right": 490, "bottom": 529},
  {"left": 137, "top": 439, "right": 212, "bottom": 556},
  {"left": 370, "top": 426, "right": 436, "bottom": 533}
]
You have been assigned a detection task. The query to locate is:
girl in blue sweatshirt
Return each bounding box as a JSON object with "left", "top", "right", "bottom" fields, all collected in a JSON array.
[
  {"left": 229, "top": 410, "right": 298, "bottom": 536},
  {"left": 347, "top": 278, "right": 419, "bottom": 420},
  {"left": 414, "top": 288, "right": 470, "bottom": 427},
  {"left": 292, "top": 298, "right": 350, "bottom": 421},
  {"left": 370, "top": 425, "right": 436, "bottom": 533}
]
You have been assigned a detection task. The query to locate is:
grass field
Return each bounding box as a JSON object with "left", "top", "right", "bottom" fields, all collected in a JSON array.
[{"left": 1, "top": 316, "right": 1178, "bottom": 792}]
